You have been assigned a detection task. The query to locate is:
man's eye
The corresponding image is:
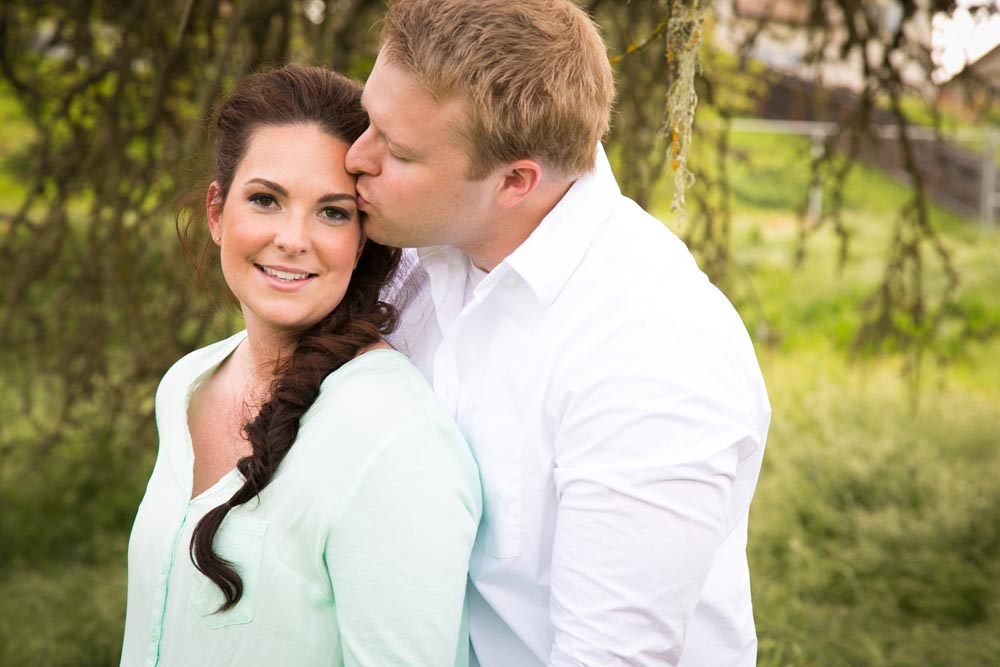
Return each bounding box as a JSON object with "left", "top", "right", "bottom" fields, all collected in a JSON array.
[{"left": 249, "top": 193, "right": 278, "bottom": 208}]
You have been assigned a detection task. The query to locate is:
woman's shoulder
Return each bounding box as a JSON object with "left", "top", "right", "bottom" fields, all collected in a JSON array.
[
  {"left": 302, "top": 348, "right": 470, "bottom": 461},
  {"left": 292, "top": 348, "right": 479, "bottom": 514},
  {"left": 156, "top": 330, "right": 247, "bottom": 401},
  {"left": 315, "top": 347, "right": 443, "bottom": 420}
]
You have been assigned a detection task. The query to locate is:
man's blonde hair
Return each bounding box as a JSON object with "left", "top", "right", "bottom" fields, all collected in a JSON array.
[{"left": 379, "top": 0, "right": 615, "bottom": 179}]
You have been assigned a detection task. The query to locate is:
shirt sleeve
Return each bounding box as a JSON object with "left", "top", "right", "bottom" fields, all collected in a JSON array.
[
  {"left": 324, "top": 414, "right": 482, "bottom": 667},
  {"left": 548, "top": 321, "right": 765, "bottom": 666}
]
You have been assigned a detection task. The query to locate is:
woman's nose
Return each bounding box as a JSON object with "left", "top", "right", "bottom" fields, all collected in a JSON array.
[{"left": 273, "top": 215, "right": 310, "bottom": 254}]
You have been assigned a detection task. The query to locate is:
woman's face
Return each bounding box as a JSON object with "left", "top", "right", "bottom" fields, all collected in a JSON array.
[{"left": 208, "top": 123, "right": 364, "bottom": 344}]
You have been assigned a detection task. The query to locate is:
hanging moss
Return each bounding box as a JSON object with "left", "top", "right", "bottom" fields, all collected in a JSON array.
[{"left": 664, "top": 0, "right": 705, "bottom": 221}]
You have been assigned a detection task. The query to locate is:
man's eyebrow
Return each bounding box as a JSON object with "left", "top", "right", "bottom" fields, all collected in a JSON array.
[
  {"left": 246, "top": 178, "right": 288, "bottom": 196},
  {"left": 379, "top": 128, "right": 421, "bottom": 159},
  {"left": 361, "top": 108, "right": 421, "bottom": 158}
]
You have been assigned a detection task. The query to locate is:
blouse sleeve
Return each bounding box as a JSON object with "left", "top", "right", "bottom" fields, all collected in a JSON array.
[{"left": 324, "top": 415, "right": 482, "bottom": 667}]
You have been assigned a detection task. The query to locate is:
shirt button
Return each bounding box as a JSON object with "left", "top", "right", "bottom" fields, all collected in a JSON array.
[{"left": 505, "top": 275, "right": 518, "bottom": 287}]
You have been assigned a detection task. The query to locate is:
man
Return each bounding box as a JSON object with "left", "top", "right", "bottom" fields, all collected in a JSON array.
[{"left": 345, "top": 1, "right": 771, "bottom": 665}]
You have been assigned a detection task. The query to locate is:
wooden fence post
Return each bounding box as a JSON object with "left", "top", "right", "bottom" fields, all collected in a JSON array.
[
  {"left": 982, "top": 128, "right": 998, "bottom": 231},
  {"left": 808, "top": 128, "right": 825, "bottom": 225}
]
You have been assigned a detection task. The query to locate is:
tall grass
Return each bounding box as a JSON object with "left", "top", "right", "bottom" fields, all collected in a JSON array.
[
  {"left": 753, "top": 346, "right": 1000, "bottom": 666},
  {"left": 712, "top": 129, "right": 1000, "bottom": 666}
]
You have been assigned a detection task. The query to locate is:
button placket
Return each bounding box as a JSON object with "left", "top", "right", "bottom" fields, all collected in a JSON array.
[{"left": 144, "top": 502, "right": 193, "bottom": 667}]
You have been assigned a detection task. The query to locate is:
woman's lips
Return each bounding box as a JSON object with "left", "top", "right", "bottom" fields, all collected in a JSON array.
[{"left": 255, "top": 264, "right": 317, "bottom": 290}]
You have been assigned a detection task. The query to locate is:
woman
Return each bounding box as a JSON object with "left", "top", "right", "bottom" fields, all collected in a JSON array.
[{"left": 120, "top": 66, "right": 481, "bottom": 667}]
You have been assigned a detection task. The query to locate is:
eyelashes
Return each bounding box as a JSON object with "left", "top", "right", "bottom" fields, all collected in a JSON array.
[
  {"left": 320, "top": 206, "right": 353, "bottom": 223},
  {"left": 248, "top": 192, "right": 277, "bottom": 208},
  {"left": 247, "top": 193, "right": 356, "bottom": 224}
]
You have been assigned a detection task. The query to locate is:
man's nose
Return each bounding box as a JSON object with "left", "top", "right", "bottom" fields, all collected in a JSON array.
[{"left": 346, "top": 127, "right": 379, "bottom": 176}]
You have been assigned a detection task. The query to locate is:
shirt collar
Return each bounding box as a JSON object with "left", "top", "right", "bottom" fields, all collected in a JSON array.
[
  {"left": 503, "top": 142, "right": 620, "bottom": 305},
  {"left": 417, "top": 143, "right": 621, "bottom": 307}
]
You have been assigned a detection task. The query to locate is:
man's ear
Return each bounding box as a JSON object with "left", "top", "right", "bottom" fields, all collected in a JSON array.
[
  {"left": 495, "top": 160, "right": 542, "bottom": 209},
  {"left": 206, "top": 181, "right": 224, "bottom": 245}
]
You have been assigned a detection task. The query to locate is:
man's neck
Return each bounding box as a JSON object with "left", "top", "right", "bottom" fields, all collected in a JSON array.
[{"left": 466, "top": 179, "right": 574, "bottom": 272}]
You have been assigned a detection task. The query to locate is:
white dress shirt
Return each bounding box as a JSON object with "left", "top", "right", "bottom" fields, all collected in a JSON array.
[{"left": 388, "top": 145, "right": 770, "bottom": 667}]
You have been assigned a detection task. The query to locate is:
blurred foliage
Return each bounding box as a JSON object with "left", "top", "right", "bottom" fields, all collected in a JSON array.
[
  {"left": 1, "top": 0, "right": 999, "bottom": 664},
  {"left": 604, "top": 0, "right": 999, "bottom": 381}
]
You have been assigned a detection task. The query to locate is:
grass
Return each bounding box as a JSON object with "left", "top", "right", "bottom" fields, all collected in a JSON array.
[
  {"left": 1, "top": 118, "right": 999, "bottom": 665},
  {"left": 670, "top": 129, "right": 1000, "bottom": 357},
  {"left": 655, "top": 127, "right": 1000, "bottom": 665},
  {"left": 752, "top": 344, "right": 1000, "bottom": 666}
]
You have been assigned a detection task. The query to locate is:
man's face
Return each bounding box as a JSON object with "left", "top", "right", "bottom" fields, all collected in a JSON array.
[{"left": 346, "top": 56, "right": 497, "bottom": 253}]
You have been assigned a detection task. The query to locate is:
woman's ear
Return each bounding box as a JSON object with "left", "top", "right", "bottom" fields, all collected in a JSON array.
[{"left": 206, "top": 181, "right": 224, "bottom": 245}]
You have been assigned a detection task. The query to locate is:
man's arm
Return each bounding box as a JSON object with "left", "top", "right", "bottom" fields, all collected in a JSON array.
[{"left": 548, "top": 321, "right": 765, "bottom": 666}]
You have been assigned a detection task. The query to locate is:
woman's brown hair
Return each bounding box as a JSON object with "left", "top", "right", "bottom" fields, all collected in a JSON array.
[{"left": 179, "top": 65, "right": 400, "bottom": 611}]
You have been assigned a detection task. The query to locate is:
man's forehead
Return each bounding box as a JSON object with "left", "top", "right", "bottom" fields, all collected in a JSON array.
[
  {"left": 365, "top": 57, "right": 465, "bottom": 109},
  {"left": 363, "top": 60, "right": 469, "bottom": 140},
  {"left": 360, "top": 59, "right": 411, "bottom": 119}
]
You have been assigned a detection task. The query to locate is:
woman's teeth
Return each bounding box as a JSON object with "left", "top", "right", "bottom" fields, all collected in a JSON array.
[{"left": 260, "top": 266, "right": 310, "bottom": 281}]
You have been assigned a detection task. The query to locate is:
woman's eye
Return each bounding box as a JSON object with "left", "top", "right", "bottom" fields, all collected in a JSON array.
[
  {"left": 249, "top": 193, "right": 277, "bottom": 208},
  {"left": 321, "top": 206, "right": 352, "bottom": 222}
]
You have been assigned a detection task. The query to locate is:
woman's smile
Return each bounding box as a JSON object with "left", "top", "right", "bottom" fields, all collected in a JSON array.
[
  {"left": 208, "top": 123, "right": 364, "bottom": 341},
  {"left": 255, "top": 263, "right": 318, "bottom": 290}
]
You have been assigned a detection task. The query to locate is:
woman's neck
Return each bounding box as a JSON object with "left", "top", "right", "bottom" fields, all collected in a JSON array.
[{"left": 238, "top": 325, "right": 297, "bottom": 394}]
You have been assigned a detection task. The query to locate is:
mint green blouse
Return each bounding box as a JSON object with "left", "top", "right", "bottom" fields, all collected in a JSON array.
[{"left": 120, "top": 331, "right": 482, "bottom": 666}]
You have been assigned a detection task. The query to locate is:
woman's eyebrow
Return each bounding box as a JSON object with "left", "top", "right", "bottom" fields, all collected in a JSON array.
[
  {"left": 318, "top": 193, "right": 357, "bottom": 204},
  {"left": 246, "top": 177, "right": 288, "bottom": 196}
]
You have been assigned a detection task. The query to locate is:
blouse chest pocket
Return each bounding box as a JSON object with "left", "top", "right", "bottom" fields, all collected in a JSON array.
[{"left": 188, "top": 515, "right": 268, "bottom": 628}]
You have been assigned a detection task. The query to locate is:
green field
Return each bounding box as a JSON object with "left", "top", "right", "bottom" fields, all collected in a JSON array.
[
  {"left": 1, "top": 120, "right": 998, "bottom": 665},
  {"left": 711, "top": 130, "right": 1000, "bottom": 666}
]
